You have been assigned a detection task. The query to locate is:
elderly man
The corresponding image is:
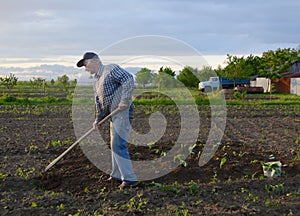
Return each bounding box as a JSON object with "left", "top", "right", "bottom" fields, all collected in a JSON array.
[{"left": 77, "top": 52, "right": 138, "bottom": 188}]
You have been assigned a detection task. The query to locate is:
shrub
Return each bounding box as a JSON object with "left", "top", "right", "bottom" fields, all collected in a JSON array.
[
  {"left": 2, "top": 94, "right": 17, "bottom": 102},
  {"left": 44, "top": 96, "right": 57, "bottom": 103},
  {"left": 233, "top": 91, "right": 247, "bottom": 100}
]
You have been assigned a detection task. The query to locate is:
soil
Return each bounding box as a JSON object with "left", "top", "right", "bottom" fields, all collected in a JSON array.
[{"left": 0, "top": 104, "right": 300, "bottom": 215}]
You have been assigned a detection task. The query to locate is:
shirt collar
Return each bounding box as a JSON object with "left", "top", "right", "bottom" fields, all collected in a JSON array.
[{"left": 94, "top": 64, "right": 104, "bottom": 79}]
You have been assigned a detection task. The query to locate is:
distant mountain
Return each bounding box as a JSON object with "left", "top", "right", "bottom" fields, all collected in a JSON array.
[{"left": 124, "top": 67, "right": 141, "bottom": 75}]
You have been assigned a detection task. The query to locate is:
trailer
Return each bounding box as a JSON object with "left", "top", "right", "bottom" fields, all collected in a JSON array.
[{"left": 199, "top": 77, "right": 250, "bottom": 92}]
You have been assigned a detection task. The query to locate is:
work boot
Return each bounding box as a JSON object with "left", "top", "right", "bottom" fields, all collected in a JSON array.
[
  {"left": 119, "top": 181, "right": 139, "bottom": 189},
  {"left": 103, "top": 177, "right": 122, "bottom": 184}
]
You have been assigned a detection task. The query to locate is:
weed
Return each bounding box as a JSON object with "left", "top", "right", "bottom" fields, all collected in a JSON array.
[
  {"left": 209, "top": 172, "right": 219, "bottom": 184},
  {"left": 241, "top": 187, "right": 248, "bottom": 193},
  {"left": 57, "top": 203, "right": 65, "bottom": 211},
  {"left": 0, "top": 126, "right": 7, "bottom": 131},
  {"left": 265, "top": 183, "right": 285, "bottom": 195},
  {"left": 31, "top": 202, "right": 38, "bottom": 208},
  {"left": 154, "top": 182, "right": 181, "bottom": 195},
  {"left": 175, "top": 208, "right": 190, "bottom": 216},
  {"left": 0, "top": 173, "right": 9, "bottom": 179},
  {"left": 261, "top": 161, "right": 282, "bottom": 177},
  {"left": 64, "top": 138, "right": 74, "bottom": 145},
  {"left": 188, "top": 143, "right": 198, "bottom": 155},
  {"left": 245, "top": 192, "right": 259, "bottom": 202},
  {"left": 115, "top": 192, "right": 148, "bottom": 213},
  {"left": 219, "top": 157, "right": 227, "bottom": 168},
  {"left": 15, "top": 167, "right": 35, "bottom": 180},
  {"left": 264, "top": 197, "right": 281, "bottom": 208},
  {"left": 174, "top": 154, "right": 188, "bottom": 167},
  {"left": 251, "top": 171, "right": 260, "bottom": 179},
  {"left": 287, "top": 209, "right": 294, "bottom": 216},
  {"left": 233, "top": 91, "right": 247, "bottom": 100},
  {"left": 51, "top": 140, "right": 62, "bottom": 147},
  {"left": 29, "top": 145, "right": 39, "bottom": 151},
  {"left": 147, "top": 142, "right": 156, "bottom": 150},
  {"left": 84, "top": 187, "right": 90, "bottom": 193},
  {"left": 250, "top": 159, "right": 259, "bottom": 164},
  {"left": 186, "top": 180, "right": 199, "bottom": 195}
]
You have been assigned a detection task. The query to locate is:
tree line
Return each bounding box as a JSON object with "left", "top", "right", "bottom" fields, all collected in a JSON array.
[
  {"left": 0, "top": 74, "right": 77, "bottom": 93},
  {"left": 135, "top": 47, "right": 300, "bottom": 88},
  {"left": 1, "top": 47, "right": 299, "bottom": 90}
]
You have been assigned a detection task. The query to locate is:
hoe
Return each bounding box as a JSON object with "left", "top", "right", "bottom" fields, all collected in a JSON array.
[{"left": 44, "top": 108, "right": 119, "bottom": 172}]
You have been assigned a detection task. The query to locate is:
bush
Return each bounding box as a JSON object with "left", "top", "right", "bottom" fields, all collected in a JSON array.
[
  {"left": 233, "top": 91, "right": 247, "bottom": 100},
  {"left": 2, "top": 94, "right": 17, "bottom": 102},
  {"left": 44, "top": 96, "right": 57, "bottom": 103}
]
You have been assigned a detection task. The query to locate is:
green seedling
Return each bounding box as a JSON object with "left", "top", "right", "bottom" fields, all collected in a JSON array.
[
  {"left": 174, "top": 154, "right": 188, "bottom": 167},
  {"left": 220, "top": 157, "right": 227, "bottom": 168},
  {"left": 51, "top": 140, "right": 62, "bottom": 147},
  {"left": 261, "top": 161, "right": 282, "bottom": 177}
]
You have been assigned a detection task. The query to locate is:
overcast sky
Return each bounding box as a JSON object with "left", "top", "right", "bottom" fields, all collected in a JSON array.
[{"left": 0, "top": 0, "right": 299, "bottom": 80}]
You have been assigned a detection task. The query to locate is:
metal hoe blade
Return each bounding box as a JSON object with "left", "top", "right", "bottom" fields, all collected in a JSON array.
[{"left": 44, "top": 109, "right": 119, "bottom": 172}]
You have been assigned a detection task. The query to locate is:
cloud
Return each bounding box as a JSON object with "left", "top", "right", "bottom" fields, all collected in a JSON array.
[
  {"left": 0, "top": 0, "right": 299, "bottom": 80},
  {"left": 0, "top": 64, "right": 82, "bottom": 81}
]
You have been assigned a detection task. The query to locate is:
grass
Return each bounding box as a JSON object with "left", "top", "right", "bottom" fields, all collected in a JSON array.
[
  {"left": 0, "top": 87, "right": 299, "bottom": 106},
  {"left": 0, "top": 95, "right": 72, "bottom": 105}
]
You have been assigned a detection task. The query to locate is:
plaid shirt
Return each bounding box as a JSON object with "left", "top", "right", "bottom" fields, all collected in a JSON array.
[{"left": 94, "top": 64, "right": 134, "bottom": 122}]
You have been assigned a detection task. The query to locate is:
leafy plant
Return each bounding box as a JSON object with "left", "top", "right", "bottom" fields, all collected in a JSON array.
[
  {"left": 265, "top": 183, "right": 285, "bottom": 195},
  {"left": 261, "top": 161, "right": 282, "bottom": 177},
  {"left": 1, "top": 94, "right": 17, "bottom": 102},
  {"left": 186, "top": 180, "right": 199, "bottom": 195},
  {"left": 31, "top": 202, "right": 38, "bottom": 208},
  {"left": 234, "top": 91, "right": 247, "bottom": 100},
  {"left": 29, "top": 145, "right": 38, "bottom": 151},
  {"left": 0, "top": 172, "right": 8, "bottom": 179},
  {"left": 220, "top": 157, "right": 227, "bottom": 168},
  {"left": 44, "top": 96, "right": 57, "bottom": 103},
  {"left": 15, "top": 167, "right": 35, "bottom": 180},
  {"left": 154, "top": 183, "right": 181, "bottom": 195},
  {"left": 57, "top": 203, "right": 65, "bottom": 211},
  {"left": 174, "top": 154, "right": 188, "bottom": 167},
  {"left": 51, "top": 140, "right": 62, "bottom": 147}
]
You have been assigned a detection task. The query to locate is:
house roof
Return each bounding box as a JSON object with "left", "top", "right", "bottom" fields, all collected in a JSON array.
[
  {"left": 289, "top": 60, "right": 300, "bottom": 73},
  {"left": 280, "top": 71, "right": 300, "bottom": 78}
]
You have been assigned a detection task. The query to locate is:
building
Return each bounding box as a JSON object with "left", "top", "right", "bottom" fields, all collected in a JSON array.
[{"left": 273, "top": 60, "right": 300, "bottom": 93}]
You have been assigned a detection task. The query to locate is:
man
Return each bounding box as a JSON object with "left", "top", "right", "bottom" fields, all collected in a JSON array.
[{"left": 77, "top": 52, "right": 138, "bottom": 188}]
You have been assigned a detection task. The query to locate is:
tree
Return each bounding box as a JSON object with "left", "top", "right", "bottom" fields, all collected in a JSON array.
[
  {"left": 222, "top": 55, "right": 254, "bottom": 87},
  {"left": 244, "top": 54, "right": 262, "bottom": 76},
  {"left": 30, "top": 77, "right": 46, "bottom": 89},
  {"left": 259, "top": 48, "right": 300, "bottom": 77},
  {"left": 154, "top": 67, "right": 176, "bottom": 88},
  {"left": 198, "top": 66, "right": 215, "bottom": 82},
  {"left": 135, "top": 68, "right": 154, "bottom": 87},
  {"left": 177, "top": 66, "right": 199, "bottom": 87},
  {"left": 0, "top": 73, "right": 18, "bottom": 90},
  {"left": 56, "top": 74, "right": 70, "bottom": 92}
]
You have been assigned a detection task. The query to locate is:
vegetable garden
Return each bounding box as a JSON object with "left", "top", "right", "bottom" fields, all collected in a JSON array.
[{"left": 0, "top": 90, "right": 300, "bottom": 215}]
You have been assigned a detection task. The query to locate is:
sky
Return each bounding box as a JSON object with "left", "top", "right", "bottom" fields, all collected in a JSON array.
[{"left": 0, "top": 0, "right": 299, "bottom": 80}]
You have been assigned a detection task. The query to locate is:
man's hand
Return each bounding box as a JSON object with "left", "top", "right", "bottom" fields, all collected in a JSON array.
[
  {"left": 118, "top": 101, "right": 128, "bottom": 110},
  {"left": 93, "top": 120, "right": 100, "bottom": 131}
]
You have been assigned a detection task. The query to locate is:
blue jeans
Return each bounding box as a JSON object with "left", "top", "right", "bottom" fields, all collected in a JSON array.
[{"left": 110, "top": 104, "right": 137, "bottom": 182}]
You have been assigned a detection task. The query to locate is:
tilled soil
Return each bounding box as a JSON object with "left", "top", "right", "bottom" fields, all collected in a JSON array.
[{"left": 0, "top": 104, "right": 300, "bottom": 215}]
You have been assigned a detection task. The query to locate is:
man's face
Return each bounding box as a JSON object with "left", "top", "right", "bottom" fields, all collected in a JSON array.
[{"left": 84, "top": 59, "right": 96, "bottom": 74}]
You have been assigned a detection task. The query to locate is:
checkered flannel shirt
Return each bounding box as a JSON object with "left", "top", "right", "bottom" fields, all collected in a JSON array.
[{"left": 94, "top": 64, "right": 134, "bottom": 122}]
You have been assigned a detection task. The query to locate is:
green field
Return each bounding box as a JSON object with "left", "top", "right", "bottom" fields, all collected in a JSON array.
[{"left": 1, "top": 83, "right": 300, "bottom": 106}]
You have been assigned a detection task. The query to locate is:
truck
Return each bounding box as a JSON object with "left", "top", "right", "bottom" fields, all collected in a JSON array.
[{"left": 198, "top": 77, "right": 250, "bottom": 92}]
